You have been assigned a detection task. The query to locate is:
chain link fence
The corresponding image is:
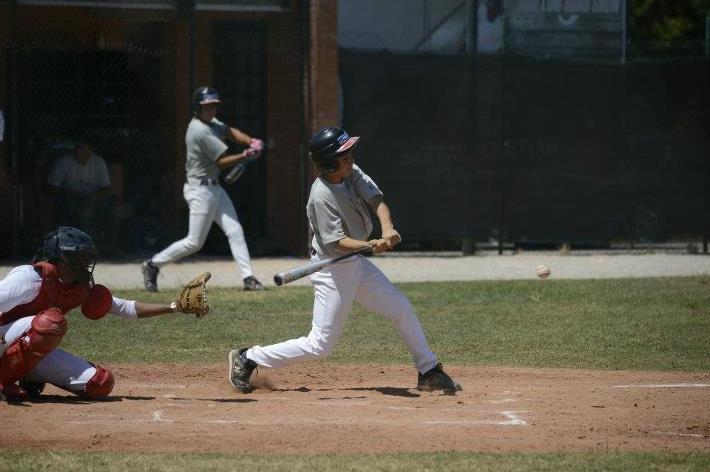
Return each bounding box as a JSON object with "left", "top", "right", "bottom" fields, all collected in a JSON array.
[
  {"left": 0, "top": 1, "right": 299, "bottom": 259},
  {"left": 1, "top": 1, "right": 708, "bottom": 259},
  {"left": 338, "top": 0, "right": 710, "bottom": 252}
]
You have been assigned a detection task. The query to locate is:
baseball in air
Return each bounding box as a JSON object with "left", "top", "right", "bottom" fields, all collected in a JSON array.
[{"left": 536, "top": 264, "right": 551, "bottom": 279}]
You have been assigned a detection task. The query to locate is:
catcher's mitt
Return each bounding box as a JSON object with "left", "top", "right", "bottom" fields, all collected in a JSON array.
[{"left": 172, "top": 272, "right": 211, "bottom": 318}]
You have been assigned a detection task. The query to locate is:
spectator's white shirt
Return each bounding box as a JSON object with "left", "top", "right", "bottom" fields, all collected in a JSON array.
[{"left": 47, "top": 153, "right": 111, "bottom": 195}]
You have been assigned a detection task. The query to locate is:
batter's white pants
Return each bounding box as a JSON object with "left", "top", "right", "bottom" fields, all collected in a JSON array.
[
  {"left": 247, "top": 255, "right": 438, "bottom": 374},
  {"left": 0, "top": 316, "right": 96, "bottom": 391},
  {"left": 151, "top": 182, "right": 254, "bottom": 279}
]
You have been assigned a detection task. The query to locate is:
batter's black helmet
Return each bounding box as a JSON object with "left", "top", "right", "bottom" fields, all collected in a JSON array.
[
  {"left": 192, "top": 86, "right": 221, "bottom": 113},
  {"left": 34, "top": 227, "right": 98, "bottom": 285},
  {"left": 308, "top": 127, "right": 360, "bottom": 173}
]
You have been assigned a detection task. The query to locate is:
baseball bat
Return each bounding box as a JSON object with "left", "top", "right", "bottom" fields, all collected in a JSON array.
[
  {"left": 224, "top": 155, "right": 258, "bottom": 184},
  {"left": 274, "top": 245, "right": 373, "bottom": 286},
  {"left": 274, "top": 234, "right": 401, "bottom": 286}
]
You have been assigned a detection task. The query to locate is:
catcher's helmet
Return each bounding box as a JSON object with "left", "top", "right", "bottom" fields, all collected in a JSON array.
[
  {"left": 308, "top": 127, "right": 360, "bottom": 173},
  {"left": 192, "top": 86, "right": 221, "bottom": 113},
  {"left": 34, "top": 227, "right": 98, "bottom": 285}
]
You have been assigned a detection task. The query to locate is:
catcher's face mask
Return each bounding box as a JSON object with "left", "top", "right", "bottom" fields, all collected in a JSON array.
[{"left": 60, "top": 248, "right": 98, "bottom": 285}]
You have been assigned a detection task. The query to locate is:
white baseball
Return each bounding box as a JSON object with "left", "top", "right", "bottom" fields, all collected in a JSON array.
[{"left": 536, "top": 264, "right": 551, "bottom": 279}]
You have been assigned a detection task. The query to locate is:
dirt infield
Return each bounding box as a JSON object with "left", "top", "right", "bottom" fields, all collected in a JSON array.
[{"left": 1, "top": 363, "right": 708, "bottom": 454}]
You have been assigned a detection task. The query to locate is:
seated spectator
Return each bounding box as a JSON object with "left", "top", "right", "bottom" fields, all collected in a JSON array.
[{"left": 45, "top": 141, "right": 121, "bottom": 254}]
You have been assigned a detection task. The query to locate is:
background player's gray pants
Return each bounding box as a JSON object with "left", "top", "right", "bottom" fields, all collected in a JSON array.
[
  {"left": 151, "top": 182, "right": 254, "bottom": 279},
  {"left": 247, "top": 255, "right": 438, "bottom": 374}
]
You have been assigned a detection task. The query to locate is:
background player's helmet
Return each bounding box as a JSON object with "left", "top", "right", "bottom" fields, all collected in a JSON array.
[
  {"left": 34, "top": 227, "right": 98, "bottom": 285},
  {"left": 308, "top": 127, "right": 360, "bottom": 173},
  {"left": 192, "top": 86, "right": 221, "bottom": 114}
]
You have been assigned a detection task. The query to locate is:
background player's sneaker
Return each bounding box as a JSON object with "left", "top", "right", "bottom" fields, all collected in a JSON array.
[
  {"left": 228, "top": 348, "right": 257, "bottom": 393},
  {"left": 243, "top": 276, "right": 265, "bottom": 291},
  {"left": 142, "top": 260, "right": 159, "bottom": 292},
  {"left": 417, "top": 363, "right": 462, "bottom": 393}
]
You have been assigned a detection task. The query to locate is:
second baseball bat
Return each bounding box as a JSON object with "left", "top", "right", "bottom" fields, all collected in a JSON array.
[
  {"left": 274, "top": 245, "right": 373, "bottom": 286},
  {"left": 224, "top": 155, "right": 257, "bottom": 184}
]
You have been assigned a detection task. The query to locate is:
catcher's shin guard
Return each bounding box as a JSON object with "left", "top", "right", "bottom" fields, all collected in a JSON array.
[
  {"left": 81, "top": 365, "right": 115, "bottom": 399},
  {"left": 0, "top": 308, "right": 67, "bottom": 386}
]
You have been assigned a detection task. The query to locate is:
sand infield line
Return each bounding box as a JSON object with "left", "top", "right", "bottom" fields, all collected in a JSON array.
[
  {"left": 425, "top": 411, "right": 528, "bottom": 426},
  {"left": 613, "top": 383, "right": 709, "bottom": 388},
  {"left": 649, "top": 431, "right": 708, "bottom": 439},
  {"left": 65, "top": 406, "right": 531, "bottom": 427}
]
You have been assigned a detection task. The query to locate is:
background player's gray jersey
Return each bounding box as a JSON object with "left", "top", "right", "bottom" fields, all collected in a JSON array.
[{"left": 185, "top": 117, "right": 229, "bottom": 180}]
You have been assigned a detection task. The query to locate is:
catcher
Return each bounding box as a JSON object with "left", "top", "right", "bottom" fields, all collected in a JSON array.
[{"left": 0, "top": 226, "right": 210, "bottom": 402}]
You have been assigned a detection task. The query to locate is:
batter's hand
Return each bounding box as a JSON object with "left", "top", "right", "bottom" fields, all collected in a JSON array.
[
  {"left": 382, "top": 229, "right": 402, "bottom": 249},
  {"left": 368, "top": 238, "right": 389, "bottom": 254},
  {"left": 249, "top": 138, "right": 264, "bottom": 152},
  {"left": 245, "top": 147, "right": 261, "bottom": 159}
]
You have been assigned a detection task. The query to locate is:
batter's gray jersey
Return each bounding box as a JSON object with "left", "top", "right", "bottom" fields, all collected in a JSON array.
[
  {"left": 185, "top": 117, "right": 229, "bottom": 180},
  {"left": 307, "top": 164, "right": 383, "bottom": 258}
]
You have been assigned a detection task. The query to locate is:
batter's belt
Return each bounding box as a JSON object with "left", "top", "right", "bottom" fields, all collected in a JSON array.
[{"left": 187, "top": 177, "right": 219, "bottom": 186}]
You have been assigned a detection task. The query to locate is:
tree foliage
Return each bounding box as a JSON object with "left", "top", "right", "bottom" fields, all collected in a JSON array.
[{"left": 630, "top": 0, "right": 710, "bottom": 55}]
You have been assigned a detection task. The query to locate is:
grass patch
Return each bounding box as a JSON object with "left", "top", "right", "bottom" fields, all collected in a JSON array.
[
  {"left": 61, "top": 277, "right": 710, "bottom": 371},
  {"left": 1, "top": 451, "right": 709, "bottom": 472}
]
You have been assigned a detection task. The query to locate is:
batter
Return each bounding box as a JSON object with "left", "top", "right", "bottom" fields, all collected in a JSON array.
[
  {"left": 142, "top": 86, "right": 265, "bottom": 292},
  {"left": 228, "top": 127, "right": 462, "bottom": 394}
]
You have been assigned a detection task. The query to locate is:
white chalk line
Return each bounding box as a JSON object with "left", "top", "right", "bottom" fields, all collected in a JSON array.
[
  {"left": 613, "top": 383, "right": 709, "bottom": 388},
  {"left": 152, "top": 410, "right": 173, "bottom": 423},
  {"left": 649, "top": 431, "right": 707, "bottom": 439},
  {"left": 67, "top": 408, "right": 530, "bottom": 427},
  {"left": 425, "top": 411, "right": 528, "bottom": 426}
]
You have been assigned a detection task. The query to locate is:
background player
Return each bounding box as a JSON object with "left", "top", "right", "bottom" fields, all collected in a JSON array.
[
  {"left": 142, "top": 86, "right": 265, "bottom": 292},
  {"left": 0, "top": 227, "right": 202, "bottom": 401},
  {"left": 228, "top": 127, "right": 462, "bottom": 394}
]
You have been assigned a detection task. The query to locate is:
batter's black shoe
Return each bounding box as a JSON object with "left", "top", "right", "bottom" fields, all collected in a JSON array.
[
  {"left": 228, "top": 348, "right": 257, "bottom": 393},
  {"left": 142, "top": 260, "right": 159, "bottom": 292},
  {"left": 417, "top": 364, "right": 462, "bottom": 394},
  {"left": 243, "top": 276, "right": 265, "bottom": 291},
  {"left": 19, "top": 378, "right": 46, "bottom": 399}
]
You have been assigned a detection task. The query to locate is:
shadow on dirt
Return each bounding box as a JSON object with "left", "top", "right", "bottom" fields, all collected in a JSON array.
[
  {"left": 277, "top": 386, "right": 421, "bottom": 398},
  {"left": 345, "top": 386, "right": 421, "bottom": 398},
  {"left": 3, "top": 394, "right": 155, "bottom": 405}
]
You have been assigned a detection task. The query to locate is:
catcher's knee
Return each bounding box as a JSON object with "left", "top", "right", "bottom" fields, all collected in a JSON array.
[
  {"left": 82, "top": 365, "right": 114, "bottom": 399},
  {"left": 32, "top": 308, "right": 68, "bottom": 349},
  {"left": 0, "top": 308, "right": 67, "bottom": 384}
]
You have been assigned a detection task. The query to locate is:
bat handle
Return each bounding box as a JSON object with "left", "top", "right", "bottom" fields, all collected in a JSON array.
[{"left": 224, "top": 164, "right": 245, "bottom": 184}]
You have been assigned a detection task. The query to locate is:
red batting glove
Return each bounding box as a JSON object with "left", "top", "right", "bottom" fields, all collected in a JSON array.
[
  {"left": 249, "top": 138, "right": 264, "bottom": 152},
  {"left": 245, "top": 147, "right": 260, "bottom": 159}
]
